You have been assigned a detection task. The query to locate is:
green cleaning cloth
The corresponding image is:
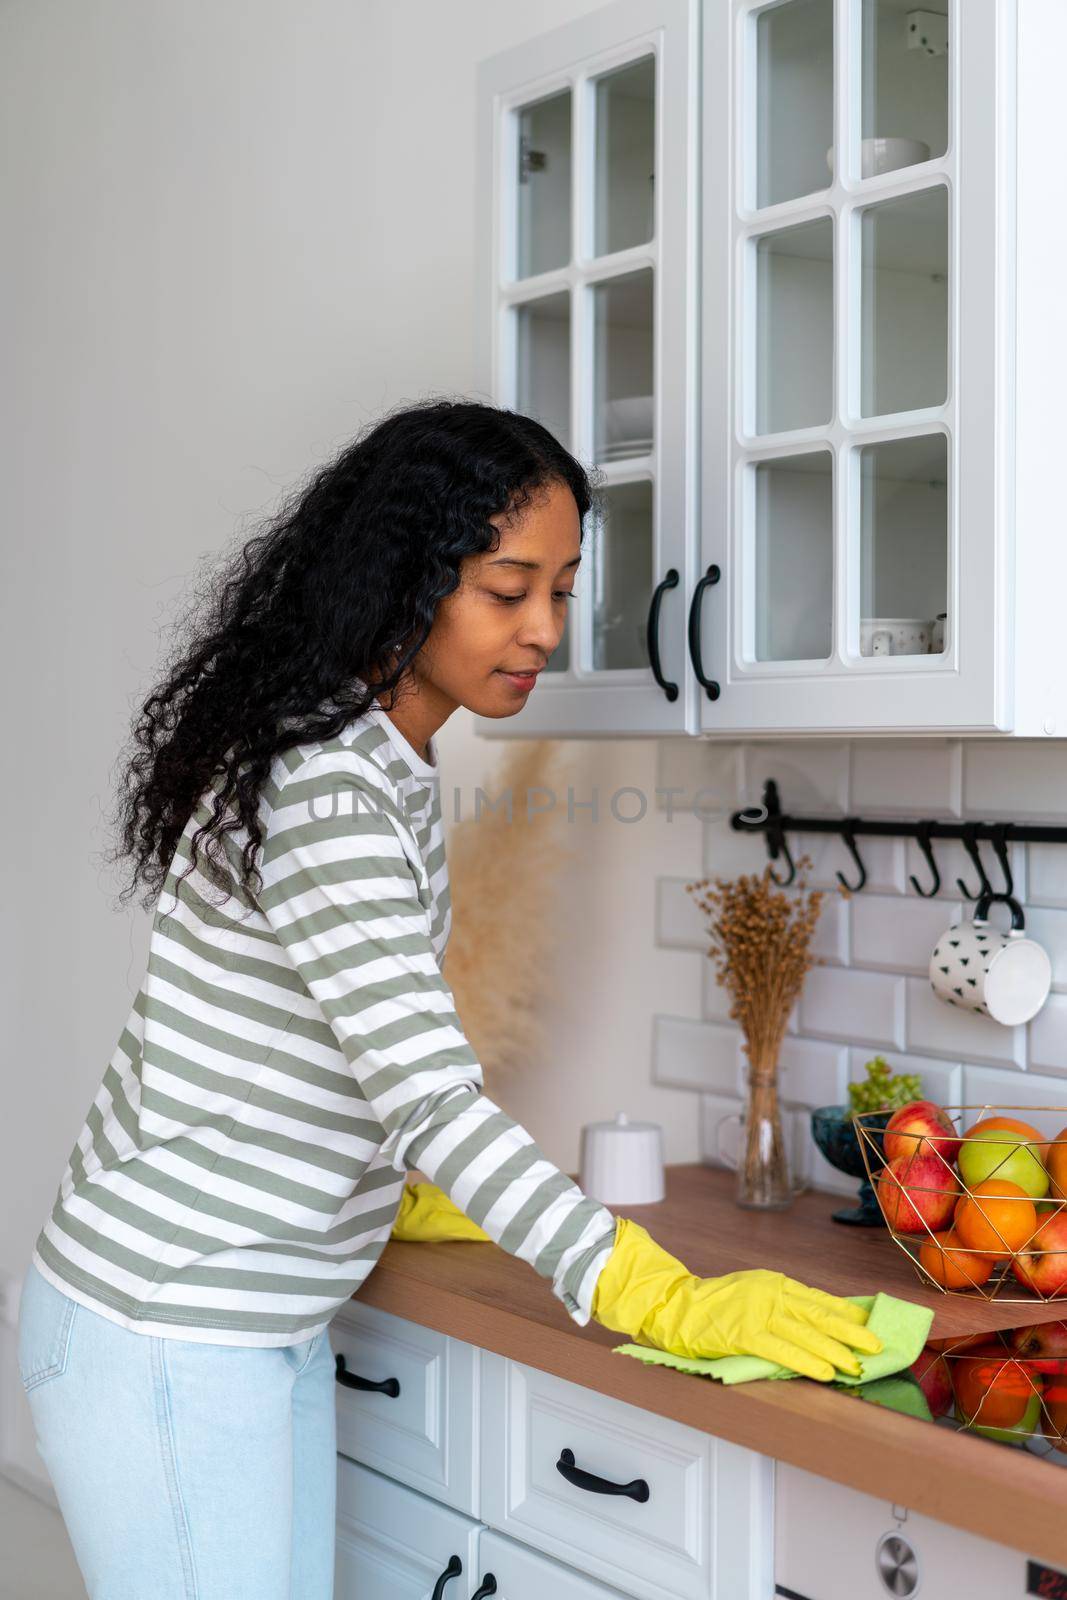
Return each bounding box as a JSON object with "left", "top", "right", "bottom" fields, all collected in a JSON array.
[{"left": 612, "top": 1292, "right": 934, "bottom": 1387}]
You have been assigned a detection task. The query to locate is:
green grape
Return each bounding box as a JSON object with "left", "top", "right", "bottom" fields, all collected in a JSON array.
[{"left": 848, "top": 1056, "right": 924, "bottom": 1115}]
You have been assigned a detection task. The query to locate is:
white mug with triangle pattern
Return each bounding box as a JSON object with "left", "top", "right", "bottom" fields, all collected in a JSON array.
[{"left": 929, "top": 893, "right": 1051, "bottom": 1025}]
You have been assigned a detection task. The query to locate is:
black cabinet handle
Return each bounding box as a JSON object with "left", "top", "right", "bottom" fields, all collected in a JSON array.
[
  {"left": 556, "top": 1446, "right": 650, "bottom": 1503},
  {"left": 687, "top": 563, "right": 721, "bottom": 700},
  {"left": 334, "top": 1352, "right": 400, "bottom": 1397},
  {"left": 430, "top": 1554, "right": 462, "bottom": 1599},
  {"left": 471, "top": 1576, "right": 497, "bottom": 1599},
  {"left": 646, "top": 567, "right": 680, "bottom": 702}
]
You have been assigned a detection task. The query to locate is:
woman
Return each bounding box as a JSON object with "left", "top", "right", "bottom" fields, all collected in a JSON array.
[{"left": 18, "top": 399, "right": 880, "bottom": 1598}]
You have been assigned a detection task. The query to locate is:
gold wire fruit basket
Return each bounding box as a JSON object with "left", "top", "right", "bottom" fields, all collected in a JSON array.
[
  {"left": 854, "top": 1104, "right": 1067, "bottom": 1303},
  {"left": 915, "top": 1332, "right": 1067, "bottom": 1455}
]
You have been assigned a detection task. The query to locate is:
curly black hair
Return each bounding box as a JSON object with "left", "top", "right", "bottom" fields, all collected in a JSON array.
[{"left": 106, "top": 396, "right": 598, "bottom": 914}]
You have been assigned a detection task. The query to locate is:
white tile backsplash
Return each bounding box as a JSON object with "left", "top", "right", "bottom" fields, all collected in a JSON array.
[
  {"left": 799, "top": 966, "right": 906, "bottom": 1048},
  {"left": 850, "top": 741, "right": 962, "bottom": 817},
  {"left": 654, "top": 734, "right": 1067, "bottom": 1198}
]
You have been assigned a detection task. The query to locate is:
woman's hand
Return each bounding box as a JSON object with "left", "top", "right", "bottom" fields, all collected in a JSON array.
[{"left": 591, "top": 1218, "right": 882, "bottom": 1382}]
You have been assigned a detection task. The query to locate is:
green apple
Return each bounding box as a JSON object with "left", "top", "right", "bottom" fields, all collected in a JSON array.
[
  {"left": 958, "top": 1128, "right": 1050, "bottom": 1200},
  {"left": 968, "top": 1387, "right": 1042, "bottom": 1446}
]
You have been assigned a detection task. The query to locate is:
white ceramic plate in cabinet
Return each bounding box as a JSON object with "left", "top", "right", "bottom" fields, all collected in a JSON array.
[
  {"left": 479, "top": 1354, "right": 771, "bottom": 1600},
  {"left": 330, "top": 1300, "right": 479, "bottom": 1516},
  {"left": 472, "top": 1528, "right": 636, "bottom": 1600},
  {"left": 335, "top": 1457, "right": 481, "bottom": 1600}
]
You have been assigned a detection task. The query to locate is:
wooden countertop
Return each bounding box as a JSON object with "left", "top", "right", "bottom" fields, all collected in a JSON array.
[{"left": 357, "top": 1163, "right": 1067, "bottom": 1567}]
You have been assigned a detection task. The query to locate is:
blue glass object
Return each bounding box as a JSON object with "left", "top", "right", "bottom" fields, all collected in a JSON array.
[{"left": 810, "top": 1105, "right": 893, "bottom": 1226}]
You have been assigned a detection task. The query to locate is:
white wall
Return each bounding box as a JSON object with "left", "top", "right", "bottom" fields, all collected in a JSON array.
[{"left": 0, "top": 0, "right": 705, "bottom": 1310}]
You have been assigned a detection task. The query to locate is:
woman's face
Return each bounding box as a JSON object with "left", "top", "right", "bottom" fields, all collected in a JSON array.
[{"left": 417, "top": 476, "right": 583, "bottom": 720}]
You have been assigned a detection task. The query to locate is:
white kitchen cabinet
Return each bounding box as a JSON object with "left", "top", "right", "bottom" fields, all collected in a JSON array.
[
  {"left": 476, "top": 0, "right": 1067, "bottom": 740},
  {"left": 473, "top": 0, "right": 701, "bottom": 738},
  {"left": 331, "top": 1300, "right": 480, "bottom": 1516},
  {"left": 774, "top": 1460, "right": 1031, "bottom": 1598},
  {"left": 335, "top": 1458, "right": 481, "bottom": 1600}
]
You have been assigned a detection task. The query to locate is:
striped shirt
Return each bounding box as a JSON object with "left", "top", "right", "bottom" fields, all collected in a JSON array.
[{"left": 32, "top": 693, "right": 617, "bottom": 1346}]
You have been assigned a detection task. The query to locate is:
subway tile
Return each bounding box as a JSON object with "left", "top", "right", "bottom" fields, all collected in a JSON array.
[
  {"left": 1022, "top": 906, "right": 1067, "bottom": 992},
  {"left": 739, "top": 743, "right": 850, "bottom": 816},
  {"left": 850, "top": 741, "right": 962, "bottom": 818},
  {"left": 906, "top": 977, "right": 1026, "bottom": 1067},
  {"left": 847, "top": 1047, "right": 962, "bottom": 1111},
  {"left": 652, "top": 1014, "right": 743, "bottom": 1095},
  {"left": 1027, "top": 843, "right": 1067, "bottom": 910},
  {"left": 963, "top": 742, "right": 1067, "bottom": 822},
  {"left": 799, "top": 967, "right": 905, "bottom": 1047},
  {"left": 851, "top": 892, "right": 963, "bottom": 975},
  {"left": 961, "top": 1064, "right": 1067, "bottom": 1136},
  {"left": 808, "top": 891, "right": 848, "bottom": 965},
  {"left": 655, "top": 875, "right": 711, "bottom": 950},
  {"left": 701, "top": 815, "right": 769, "bottom": 879},
  {"left": 701, "top": 959, "right": 735, "bottom": 1024},
  {"left": 774, "top": 1036, "right": 848, "bottom": 1109},
  {"left": 655, "top": 738, "right": 742, "bottom": 816},
  {"left": 1028, "top": 991, "right": 1067, "bottom": 1076}
]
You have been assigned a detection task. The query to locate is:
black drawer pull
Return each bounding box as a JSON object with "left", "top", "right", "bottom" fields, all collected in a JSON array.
[
  {"left": 430, "top": 1554, "right": 462, "bottom": 1599},
  {"left": 646, "top": 567, "right": 680, "bottom": 702},
  {"left": 556, "top": 1446, "right": 650, "bottom": 1503},
  {"left": 687, "top": 563, "right": 721, "bottom": 700},
  {"left": 334, "top": 1352, "right": 400, "bottom": 1397},
  {"left": 471, "top": 1576, "right": 497, "bottom": 1599}
]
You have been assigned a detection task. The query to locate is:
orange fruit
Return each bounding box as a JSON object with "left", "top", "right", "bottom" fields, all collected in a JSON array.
[
  {"left": 918, "top": 1228, "right": 995, "bottom": 1290},
  {"left": 970, "top": 1116, "right": 1049, "bottom": 1165},
  {"left": 954, "top": 1179, "right": 1038, "bottom": 1257},
  {"left": 952, "top": 1346, "right": 1041, "bottom": 1430},
  {"left": 1047, "top": 1125, "right": 1067, "bottom": 1200}
]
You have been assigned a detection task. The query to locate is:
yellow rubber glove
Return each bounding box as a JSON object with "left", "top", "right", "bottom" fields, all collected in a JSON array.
[
  {"left": 591, "top": 1218, "right": 883, "bottom": 1382},
  {"left": 389, "top": 1181, "right": 492, "bottom": 1243}
]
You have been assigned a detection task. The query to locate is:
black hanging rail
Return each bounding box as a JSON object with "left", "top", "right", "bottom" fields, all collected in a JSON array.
[{"left": 730, "top": 778, "right": 1067, "bottom": 898}]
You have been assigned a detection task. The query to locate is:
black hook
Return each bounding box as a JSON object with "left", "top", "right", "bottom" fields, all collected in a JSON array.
[
  {"left": 956, "top": 821, "right": 993, "bottom": 901},
  {"left": 767, "top": 826, "right": 797, "bottom": 887},
  {"left": 835, "top": 820, "right": 867, "bottom": 893},
  {"left": 989, "top": 822, "right": 1015, "bottom": 900},
  {"left": 908, "top": 820, "right": 941, "bottom": 898}
]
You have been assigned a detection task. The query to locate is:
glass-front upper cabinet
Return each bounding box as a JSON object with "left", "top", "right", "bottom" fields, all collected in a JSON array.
[
  {"left": 699, "top": 0, "right": 1011, "bottom": 733},
  {"left": 473, "top": 0, "right": 699, "bottom": 738}
]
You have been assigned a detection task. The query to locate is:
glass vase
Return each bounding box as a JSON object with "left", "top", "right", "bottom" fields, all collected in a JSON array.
[{"left": 733, "top": 1068, "right": 794, "bottom": 1211}]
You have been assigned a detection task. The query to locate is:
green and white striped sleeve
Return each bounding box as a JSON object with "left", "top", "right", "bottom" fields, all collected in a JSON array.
[{"left": 257, "top": 755, "right": 617, "bottom": 1325}]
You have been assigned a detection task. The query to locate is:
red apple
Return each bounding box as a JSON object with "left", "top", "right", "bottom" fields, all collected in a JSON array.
[
  {"left": 883, "top": 1100, "right": 961, "bottom": 1166},
  {"left": 909, "top": 1346, "right": 953, "bottom": 1417},
  {"left": 877, "top": 1150, "right": 960, "bottom": 1234},
  {"left": 1012, "top": 1211, "right": 1067, "bottom": 1297},
  {"left": 1007, "top": 1320, "right": 1067, "bottom": 1374}
]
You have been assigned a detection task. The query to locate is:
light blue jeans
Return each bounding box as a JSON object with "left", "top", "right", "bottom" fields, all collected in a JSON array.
[{"left": 16, "top": 1259, "right": 337, "bottom": 1599}]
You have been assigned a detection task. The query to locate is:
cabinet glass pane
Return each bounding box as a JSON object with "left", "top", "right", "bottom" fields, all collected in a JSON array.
[
  {"left": 516, "top": 91, "right": 571, "bottom": 279},
  {"left": 592, "top": 269, "right": 653, "bottom": 462},
  {"left": 756, "top": 218, "right": 833, "bottom": 434},
  {"left": 515, "top": 293, "right": 571, "bottom": 450},
  {"left": 754, "top": 452, "right": 833, "bottom": 661},
  {"left": 592, "top": 481, "right": 652, "bottom": 671},
  {"left": 861, "top": 185, "right": 947, "bottom": 417},
  {"left": 756, "top": 0, "right": 834, "bottom": 209},
  {"left": 862, "top": 0, "right": 948, "bottom": 178},
  {"left": 594, "top": 55, "right": 655, "bottom": 257},
  {"left": 859, "top": 433, "right": 947, "bottom": 657}
]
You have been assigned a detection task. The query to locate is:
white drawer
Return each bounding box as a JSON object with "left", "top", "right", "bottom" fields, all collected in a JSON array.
[
  {"left": 335, "top": 1457, "right": 481, "bottom": 1600},
  {"left": 330, "top": 1300, "right": 479, "bottom": 1516},
  {"left": 475, "top": 1527, "right": 637, "bottom": 1599},
  {"left": 479, "top": 1354, "right": 771, "bottom": 1600},
  {"left": 775, "top": 1462, "right": 1027, "bottom": 1600}
]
